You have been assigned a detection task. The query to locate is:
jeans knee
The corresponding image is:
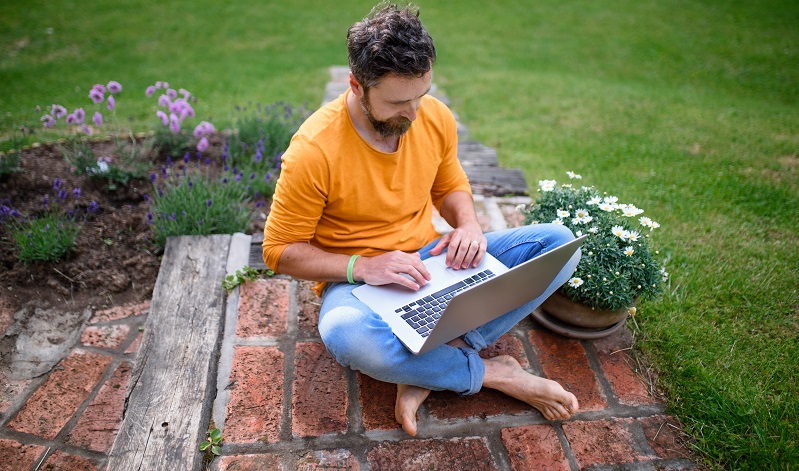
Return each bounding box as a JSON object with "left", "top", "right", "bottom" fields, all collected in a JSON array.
[{"left": 318, "top": 306, "right": 385, "bottom": 369}]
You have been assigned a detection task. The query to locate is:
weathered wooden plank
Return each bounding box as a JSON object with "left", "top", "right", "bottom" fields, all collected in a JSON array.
[
  {"left": 465, "top": 167, "right": 529, "bottom": 196},
  {"left": 107, "top": 234, "right": 231, "bottom": 471}
]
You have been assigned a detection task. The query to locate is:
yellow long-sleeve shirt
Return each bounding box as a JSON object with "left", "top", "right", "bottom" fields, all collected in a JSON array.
[{"left": 262, "top": 91, "right": 471, "bottom": 293}]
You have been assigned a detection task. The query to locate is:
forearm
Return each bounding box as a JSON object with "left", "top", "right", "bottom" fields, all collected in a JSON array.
[
  {"left": 278, "top": 243, "right": 354, "bottom": 283},
  {"left": 439, "top": 191, "right": 480, "bottom": 230}
]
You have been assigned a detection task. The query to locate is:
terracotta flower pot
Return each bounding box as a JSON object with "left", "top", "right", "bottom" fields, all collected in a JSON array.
[{"left": 531, "top": 291, "right": 629, "bottom": 339}]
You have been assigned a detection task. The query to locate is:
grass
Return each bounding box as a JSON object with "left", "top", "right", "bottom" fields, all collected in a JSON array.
[{"left": 2, "top": 0, "right": 798, "bottom": 468}]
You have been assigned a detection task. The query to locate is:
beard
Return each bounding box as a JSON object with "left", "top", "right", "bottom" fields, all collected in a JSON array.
[{"left": 360, "top": 95, "right": 412, "bottom": 137}]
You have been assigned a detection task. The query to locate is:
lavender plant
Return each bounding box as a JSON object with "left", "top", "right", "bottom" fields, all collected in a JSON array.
[
  {"left": 0, "top": 179, "right": 99, "bottom": 262},
  {"left": 145, "top": 152, "right": 264, "bottom": 250}
]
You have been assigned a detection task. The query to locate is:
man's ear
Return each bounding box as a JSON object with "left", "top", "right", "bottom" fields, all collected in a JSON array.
[{"left": 348, "top": 72, "right": 365, "bottom": 98}]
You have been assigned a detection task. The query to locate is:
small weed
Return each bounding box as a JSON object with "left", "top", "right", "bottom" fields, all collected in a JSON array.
[
  {"left": 223, "top": 266, "right": 273, "bottom": 293},
  {"left": 199, "top": 426, "right": 223, "bottom": 457}
]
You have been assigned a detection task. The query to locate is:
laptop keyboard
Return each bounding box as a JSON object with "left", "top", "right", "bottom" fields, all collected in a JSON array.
[{"left": 394, "top": 269, "right": 496, "bottom": 337}]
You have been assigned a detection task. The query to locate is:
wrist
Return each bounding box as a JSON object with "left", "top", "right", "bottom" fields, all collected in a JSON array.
[{"left": 346, "top": 254, "right": 360, "bottom": 284}]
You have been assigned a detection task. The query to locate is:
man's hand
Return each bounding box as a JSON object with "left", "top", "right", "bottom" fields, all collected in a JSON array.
[
  {"left": 429, "top": 223, "right": 486, "bottom": 269},
  {"left": 355, "top": 250, "right": 432, "bottom": 291}
]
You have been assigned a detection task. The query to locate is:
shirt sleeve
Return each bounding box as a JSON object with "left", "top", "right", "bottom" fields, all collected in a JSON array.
[{"left": 262, "top": 135, "right": 329, "bottom": 273}]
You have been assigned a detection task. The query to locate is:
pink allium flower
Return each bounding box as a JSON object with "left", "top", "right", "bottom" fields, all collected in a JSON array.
[
  {"left": 41, "top": 115, "right": 56, "bottom": 128},
  {"left": 158, "top": 94, "right": 172, "bottom": 108},
  {"left": 66, "top": 113, "right": 77, "bottom": 125},
  {"left": 193, "top": 121, "right": 215, "bottom": 138},
  {"left": 107, "top": 95, "right": 115, "bottom": 111},
  {"left": 89, "top": 89, "right": 104, "bottom": 104},
  {"left": 166, "top": 88, "right": 178, "bottom": 99},
  {"left": 196, "top": 137, "right": 209, "bottom": 152},
  {"left": 51, "top": 104, "right": 67, "bottom": 119},
  {"left": 74, "top": 108, "right": 86, "bottom": 123},
  {"left": 169, "top": 113, "right": 180, "bottom": 134},
  {"left": 80, "top": 125, "right": 91, "bottom": 135},
  {"left": 145, "top": 85, "right": 156, "bottom": 97},
  {"left": 92, "top": 111, "right": 103, "bottom": 126},
  {"left": 156, "top": 110, "right": 169, "bottom": 126},
  {"left": 107, "top": 81, "right": 122, "bottom": 93},
  {"left": 92, "top": 83, "right": 106, "bottom": 94},
  {"left": 179, "top": 88, "right": 191, "bottom": 98}
]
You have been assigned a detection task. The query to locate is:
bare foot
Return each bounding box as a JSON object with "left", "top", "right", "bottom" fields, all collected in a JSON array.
[
  {"left": 395, "top": 384, "right": 431, "bottom": 436},
  {"left": 482, "top": 355, "right": 579, "bottom": 421}
]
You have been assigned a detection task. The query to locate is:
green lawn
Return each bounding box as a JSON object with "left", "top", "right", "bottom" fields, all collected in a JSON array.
[{"left": 2, "top": 1, "right": 798, "bottom": 468}]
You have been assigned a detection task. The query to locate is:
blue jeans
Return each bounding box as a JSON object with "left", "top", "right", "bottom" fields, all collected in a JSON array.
[{"left": 318, "top": 224, "right": 579, "bottom": 396}]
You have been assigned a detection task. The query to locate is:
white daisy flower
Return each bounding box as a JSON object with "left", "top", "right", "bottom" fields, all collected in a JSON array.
[
  {"left": 639, "top": 216, "right": 653, "bottom": 227},
  {"left": 568, "top": 277, "right": 584, "bottom": 288},
  {"left": 552, "top": 218, "right": 564, "bottom": 225},
  {"left": 557, "top": 209, "right": 570, "bottom": 218},
  {"left": 515, "top": 203, "right": 527, "bottom": 212},
  {"left": 587, "top": 196, "right": 602, "bottom": 205},
  {"left": 599, "top": 203, "right": 615, "bottom": 212},
  {"left": 624, "top": 246, "right": 635, "bottom": 256},
  {"left": 566, "top": 171, "right": 582, "bottom": 180},
  {"left": 627, "top": 230, "right": 640, "bottom": 241},
  {"left": 574, "top": 208, "right": 590, "bottom": 219},
  {"left": 588, "top": 226, "right": 599, "bottom": 233},
  {"left": 649, "top": 220, "right": 660, "bottom": 231},
  {"left": 539, "top": 180, "right": 557, "bottom": 192},
  {"left": 623, "top": 205, "right": 644, "bottom": 217},
  {"left": 612, "top": 225, "right": 626, "bottom": 238},
  {"left": 603, "top": 196, "right": 618, "bottom": 205},
  {"left": 581, "top": 215, "right": 594, "bottom": 224},
  {"left": 572, "top": 217, "right": 583, "bottom": 225}
]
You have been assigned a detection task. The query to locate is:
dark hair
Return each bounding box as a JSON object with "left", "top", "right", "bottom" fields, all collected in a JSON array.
[{"left": 347, "top": 2, "right": 437, "bottom": 90}]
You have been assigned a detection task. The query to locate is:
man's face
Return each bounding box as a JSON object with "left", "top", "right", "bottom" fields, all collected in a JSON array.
[{"left": 358, "top": 72, "right": 432, "bottom": 138}]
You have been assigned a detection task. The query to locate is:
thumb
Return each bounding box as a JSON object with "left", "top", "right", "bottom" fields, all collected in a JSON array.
[{"left": 428, "top": 234, "right": 450, "bottom": 255}]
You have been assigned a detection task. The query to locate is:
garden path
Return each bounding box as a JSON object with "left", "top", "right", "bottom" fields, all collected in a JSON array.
[{"left": 0, "top": 67, "right": 698, "bottom": 470}]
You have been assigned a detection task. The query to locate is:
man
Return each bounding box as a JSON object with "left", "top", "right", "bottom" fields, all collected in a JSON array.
[{"left": 263, "top": 2, "right": 580, "bottom": 436}]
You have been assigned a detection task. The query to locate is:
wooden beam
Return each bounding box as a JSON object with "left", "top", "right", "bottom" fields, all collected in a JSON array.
[{"left": 107, "top": 235, "right": 231, "bottom": 470}]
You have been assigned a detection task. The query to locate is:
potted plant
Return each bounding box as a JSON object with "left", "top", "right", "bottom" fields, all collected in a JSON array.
[{"left": 519, "top": 172, "right": 668, "bottom": 338}]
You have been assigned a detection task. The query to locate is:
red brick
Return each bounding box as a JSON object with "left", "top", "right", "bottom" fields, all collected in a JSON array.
[
  {"left": 0, "top": 439, "right": 45, "bottom": 471},
  {"left": 501, "top": 424, "right": 570, "bottom": 471},
  {"left": 296, "top": 280, "right": 321, "bottom": 336},
  {"left": 292, "top": 342, "right": 348, "bottom": 437},
  {"left": 480, "top": 334, "right": 530, "bottom": 368},
  {"left": 40, "top": 450, "right": 97, "bottom": 470},
  {"left": 562, "top": 419, "right": 644, "bottom": 467},
  {"left": 593, "top": 329, "right": 660, "bottom": 406},
  {"left": 125, "top": 330, "right": 143, "bottom": 353},
  {"left": 8, "top": 349, "right": 112, "bottom": 439},
  {"left": 224, "top": 346, "right": 284, "bottom": 443},
  {"left": 81, "top": 324, "right": 131, "bottom": 349},
  {"left": 530, "top": 329, "right": 606, "bottom": 411},
  {"left": 215, "top": 453, "right": 283, "bottom": 470},
  {"left": 90, "top": 300, "right": 150, "bottom": 323},
  {"left": 67, "top": 361, "right": 132, "bottom": 452},
  {"left": 297, "top": 449, "right": 360, "bottom": 470},
  {"left": 236, "top": 279, "right": 289, "bottom": 337},
  {"left": 367, "top": 437, "right": 497, "bottom": 470},
  {"left": 358, "top": 373, "right": 400, "bottom": 432},
  {"left": 499, "top": 201, "right": 527, "bottom": 228},
  {"left": 0, "top": 370, "right": 31, "bottom": 415},
  {"left": 639, "top": 415, "right": 694, "bottom": 460}
]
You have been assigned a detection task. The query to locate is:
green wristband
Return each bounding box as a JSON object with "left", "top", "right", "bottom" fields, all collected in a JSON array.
[{"left": 347, "top": 254, "right": 360, "bottom": 284}]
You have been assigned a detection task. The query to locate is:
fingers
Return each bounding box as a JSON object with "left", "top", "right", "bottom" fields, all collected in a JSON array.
[
  {"left": 445, "top": 234, "right": 486, "bottom": 269},
  {"left": 362, "top": 251, "right": 431, "bottom": 290}
]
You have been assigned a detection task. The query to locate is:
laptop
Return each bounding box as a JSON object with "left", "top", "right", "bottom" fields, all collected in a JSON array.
[{"left": 353, "top": 234, "right": 586, "bottom": 355}]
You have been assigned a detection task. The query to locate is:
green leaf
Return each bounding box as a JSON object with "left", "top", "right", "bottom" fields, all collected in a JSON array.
[
  {"left": 211, "top": 445, "right": 221, "bottom": 455},
  {"left": 209, "top": 428, "right": 222, "bottom": 442},
  {"left": 199, "top": 441, "right": 210, "bottom": 451}
]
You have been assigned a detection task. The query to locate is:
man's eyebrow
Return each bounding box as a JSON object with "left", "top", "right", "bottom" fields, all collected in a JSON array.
[{"left": 388, "top": 85, "right": 432, "bottom": 104}]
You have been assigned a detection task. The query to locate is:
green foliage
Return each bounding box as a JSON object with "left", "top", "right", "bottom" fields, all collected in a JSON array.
[
  {"left": 9, "top": 213, "right": 80, "bottom": 263},
  {"left": 151, "top": 125, "right": 192, "bottom": 158},
  {"left": 223, "top": 266, "right": 274, "bottom": 293},
  {"left": 146, "top": 161, "right": 253, "bottom": 251},
  {"left": 199, "top": 427, "right": 223, "bottom": 457},
  {"left": 522, "top": 173, "right": 665, "bottom": 312},
  {"left": 61, "top": 135, "right": 152, "bottom": 190},
  {"left": 0, "top": 151, "right": 20, "bottom": 177}
]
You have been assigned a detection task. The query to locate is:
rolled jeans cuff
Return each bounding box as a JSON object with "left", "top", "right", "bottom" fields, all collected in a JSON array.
[{"left": 460, "top": 346, "right": 484, "bottom": 396}]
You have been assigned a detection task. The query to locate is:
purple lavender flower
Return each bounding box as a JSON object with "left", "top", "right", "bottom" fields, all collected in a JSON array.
[
  {"left": 87, "top": 201, "right": 99, "bottom": 214},
  {"left": 107, "top": 95, "right": 115, "bottom": 111},
  {"left": 150, "top": 172, "right": 157, "bottom": 183},
  {"left": 89, "top": 89, "right": 104, "bottom": 104},
  {"left": 183, "top": 152, "right": 190, "bottom": 164},
  {"left": 197, "top": 219, "right": 204, "bottom": 226},
  {"left": 161, "top": 165, "right": 167, "bottom": 177},
  {"left": 41, "top": 114, "right": 56, "bottom": 128},
  {"left": 143, "top": 194, "right": 150, "bottom": 202},
  {"left": 197, "top": 137, "right": 209, "bottom": 152},
  {"left": 156, "top": 110, "right": 169, "bottom": 126},
  {"left": 146, "top": 85, "right": 156, "bottom": 97},
  {"left": 51, "top": 104, "right": 67, "bottom": 119},
  {"left": 107, "top": 81, "right": 122, "bottom": 93},
  {"left": 54, "top": 178, "right": 62, "bottom": 190},
  {"left": 92, "top": 112, "right": 103, "bottom": 126},
  {"left": 206, "top": 199, "right": 213, "bottom": 207},
  {"left": 73, "top": 188, "right": 81, "bottom": 199},
  {"left": 58, "top": 189, "right": 67, "bottom": 200}
]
